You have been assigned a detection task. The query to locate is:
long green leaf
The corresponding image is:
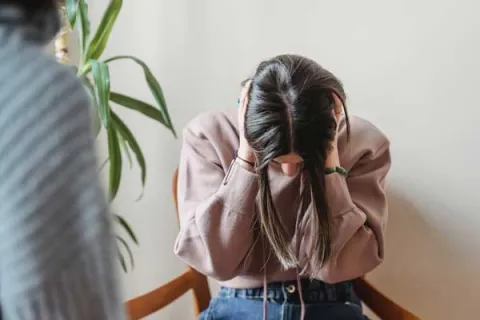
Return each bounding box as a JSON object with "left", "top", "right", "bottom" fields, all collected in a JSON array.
[
  {"left": 111, "top": 111, "right": 146, "bottom": 187},
  {"left": 110, "top": 92, "right": 167, "bottom": 126},
  {"left": 80, "top": 77, "right": 102, "bottom": 136},
  {"left": 91, "top": 60, "right": 111, "bottom": 128},
  {"left": 107, "top": 126, "right": 122, "bottom": 199},
  {"left": 65, "top": 0, "right": 78, "bottom": 27},
  {"left": 86, "top": 0, "right": 123, "bottom": 60},
  {"left": 116, "top": 235, "right": 134, "bottom": 269},
  {"left": 79, "top": 61, "right": 92, "bottom": 76},
  {"left": 104, "top": 55, "right": 176, "bottom": 136},
  {"left": 118, "top": 249, "right": 127, "bottom": 272},
  {"left": 99, "top": 157, "right": 109, "bottom": 171},
  {"left": 75, "top": 0, "right": 90, "bottom": 60},
  {"left": 115, "top": 214, "right": 139, "bottom": 245},
  {"left": 117, "top": 131, "right": 133, "bottom": 168}
]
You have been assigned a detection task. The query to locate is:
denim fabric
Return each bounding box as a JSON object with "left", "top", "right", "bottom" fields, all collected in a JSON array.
[{"left": 199, "top": 279, "right": 366, "bottom": 320}]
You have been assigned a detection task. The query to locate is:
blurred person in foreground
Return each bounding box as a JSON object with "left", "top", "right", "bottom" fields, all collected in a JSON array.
[{"left": 0, "top": 1, "right": 125, "bottom": 319}]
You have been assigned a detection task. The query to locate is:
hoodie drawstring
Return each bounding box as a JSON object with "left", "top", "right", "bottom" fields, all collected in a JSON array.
[
  {"left": 296, "top": 270, "right": 306, "bottom": 320},
  {"left": 263, "top": 266, "right": 268, "bottom": 320},
  {"left": 262, "top": 172, "right": 306, "bottom": 320},
  {"left": 295, "top": 172, "right": 306, "bottom": 320}
]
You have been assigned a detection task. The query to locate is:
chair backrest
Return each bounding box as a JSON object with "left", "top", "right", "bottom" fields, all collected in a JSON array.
[{"left": 126, "top": 168, "right": 211, "bottom": 319}]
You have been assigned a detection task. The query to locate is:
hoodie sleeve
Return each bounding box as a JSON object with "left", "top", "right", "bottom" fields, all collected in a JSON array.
[
  {"left": 306, "top": 141, "right": 391, "bottom": 283},
  {"left": 174, "top": 125, "right": 259, "bottom": 281}
]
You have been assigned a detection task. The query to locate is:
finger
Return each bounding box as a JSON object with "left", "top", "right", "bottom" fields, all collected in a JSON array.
[
  {"left": 332, "top": 92, "right": 343, "bottom": 114},
  {"left": 331, "top": 93, "right": 344, "bottom": 124},
  {"left": 240, "top": 80, "right": 252, "bottom": 111},
  {"left": 238, "top": 81, "right": 251, "bottom": 132}
]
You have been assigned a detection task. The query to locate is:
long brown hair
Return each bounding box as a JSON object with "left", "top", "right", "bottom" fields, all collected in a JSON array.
[{"left": 244, "top": 54, "right": 350, "bottom": 270}]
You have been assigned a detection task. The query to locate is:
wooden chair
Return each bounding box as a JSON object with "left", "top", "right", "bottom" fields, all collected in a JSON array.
[
  {"left": 126, "top": 169, "right": 420, "bottom": 320},
  {"left": 126, "top": 169, "right": 211, "bottom": 320}
]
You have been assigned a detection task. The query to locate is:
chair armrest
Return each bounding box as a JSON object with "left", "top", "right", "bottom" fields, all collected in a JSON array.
[
  {"left": 353, "top": 278, "right": 420, "bottom": 320},
  {"left": 126, "top": 270, "right": 196, "bottom": 320}
]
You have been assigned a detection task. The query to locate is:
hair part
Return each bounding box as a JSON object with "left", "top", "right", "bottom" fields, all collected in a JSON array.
[{"left": 244, "top": 54, "right": 350, "bottom": 271}]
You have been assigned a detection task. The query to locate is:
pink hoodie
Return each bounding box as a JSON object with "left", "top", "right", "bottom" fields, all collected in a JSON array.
[{"left": 174, "top": 109, "right": 391, "bottom": 292}]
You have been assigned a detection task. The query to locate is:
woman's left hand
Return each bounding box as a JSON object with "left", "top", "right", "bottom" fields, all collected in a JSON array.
[
  {"left": 237, "top": 81, "right": 255, "bottom": 164},
  {"left": 325, "top": 93, "right": 343, "bottom": 168}
]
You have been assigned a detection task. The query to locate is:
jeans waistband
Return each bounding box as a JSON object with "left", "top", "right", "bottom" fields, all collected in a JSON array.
[{"left": 219, "top": 279, "right": 358, "bottom": 304}]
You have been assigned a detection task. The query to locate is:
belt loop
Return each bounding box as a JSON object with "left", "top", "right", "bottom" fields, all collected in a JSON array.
[
  {"left": 326, "top": 284, "right": 335, "bottom": 301},
  {"left": 281, "top": 282, "right": 288, "bottom": 304}
]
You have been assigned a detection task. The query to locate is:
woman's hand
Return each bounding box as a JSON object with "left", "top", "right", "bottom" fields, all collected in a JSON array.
[
  {"left": 237, "top": 81, "right": 255, "bottom": 164},
  {"left": 325, "top": 93, "right": 343, "bottom": 168}
]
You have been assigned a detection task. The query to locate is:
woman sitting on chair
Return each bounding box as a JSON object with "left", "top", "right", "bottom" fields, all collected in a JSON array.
[{"left": 174, "top": 54, "right": 391, "bottom": 320}]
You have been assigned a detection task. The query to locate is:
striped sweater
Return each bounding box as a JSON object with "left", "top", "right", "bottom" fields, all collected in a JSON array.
[{"left": 0, "top": 6, "right": 125, "bottom": 320}]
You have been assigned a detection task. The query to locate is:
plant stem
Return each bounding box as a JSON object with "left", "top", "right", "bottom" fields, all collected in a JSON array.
[{"left": 55, "top": 6, "right": 70, "bottom": 64}]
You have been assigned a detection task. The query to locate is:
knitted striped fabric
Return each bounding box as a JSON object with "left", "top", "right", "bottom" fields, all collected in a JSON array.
[{"left": 0, "top": 5, "right": 125, "bottom": 319}]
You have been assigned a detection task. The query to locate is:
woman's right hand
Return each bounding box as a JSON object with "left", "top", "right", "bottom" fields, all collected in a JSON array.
[
  {"left": 237, "top": 81, "right": 255, "bottom": 164},
  {"left": 325, "top": 93, "right": 343, "bottom": 168}
]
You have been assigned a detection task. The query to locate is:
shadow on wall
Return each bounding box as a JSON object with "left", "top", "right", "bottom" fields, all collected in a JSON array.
[{"left": 368, "top": 190, "right": 479, "bottom": 320}]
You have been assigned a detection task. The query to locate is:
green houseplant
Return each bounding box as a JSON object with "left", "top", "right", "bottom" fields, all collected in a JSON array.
[{"left": 55, "top": 0, "right": 176, "bottom": 272}]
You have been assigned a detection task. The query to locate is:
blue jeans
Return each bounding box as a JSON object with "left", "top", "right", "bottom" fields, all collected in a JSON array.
[{"left": 199, "top": 279, "right": 366, "bottom": 320}]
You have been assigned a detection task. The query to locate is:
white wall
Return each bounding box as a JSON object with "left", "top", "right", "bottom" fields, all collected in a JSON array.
[{"left": 89, "top": 1, "right": 480, "bottom": 319}]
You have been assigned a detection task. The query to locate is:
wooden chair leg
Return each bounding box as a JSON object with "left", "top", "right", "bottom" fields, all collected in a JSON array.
[{"left": 191, "top": 268, "right": 212, "bottom": 316}]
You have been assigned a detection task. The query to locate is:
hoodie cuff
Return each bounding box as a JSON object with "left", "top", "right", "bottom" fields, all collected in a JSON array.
[
  {"left": 216, "top": 160, "right": 259, "bottom": 214},
  {"left": 325, "top": 173, "right": 355, "bottom": 217}
]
